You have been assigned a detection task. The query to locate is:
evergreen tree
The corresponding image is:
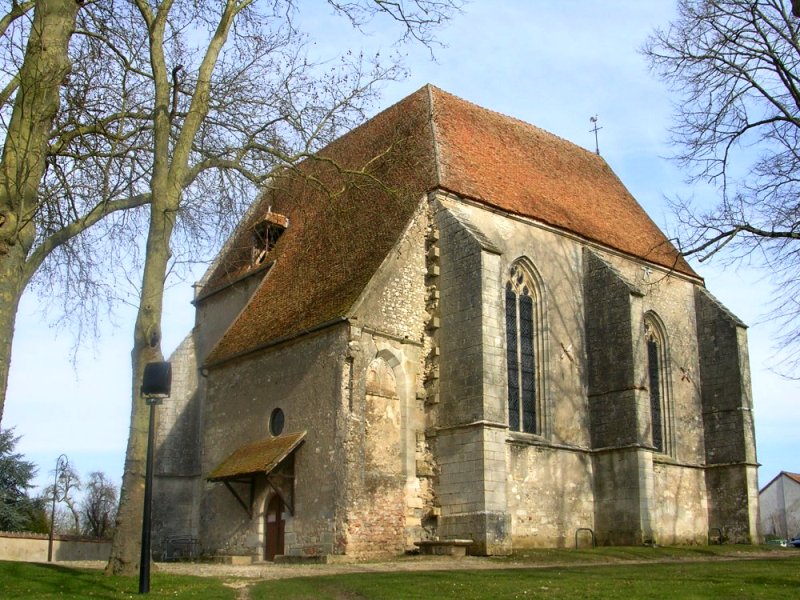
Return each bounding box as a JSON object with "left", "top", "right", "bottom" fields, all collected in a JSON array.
[{"left": 0, "top": 429, "right": 43, "bottom": 532}]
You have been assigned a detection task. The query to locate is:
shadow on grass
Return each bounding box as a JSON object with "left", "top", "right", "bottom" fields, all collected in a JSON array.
[
  {"left": 4, "top": 562, "right": 122, "bottom": 599},
  {"left": 2, "top": 561, "right": 235, "bottom": 599}
]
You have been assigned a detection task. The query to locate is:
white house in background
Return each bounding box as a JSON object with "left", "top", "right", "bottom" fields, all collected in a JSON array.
[{"left": 759, "top": 472, "right": 800, "bottom": 539}]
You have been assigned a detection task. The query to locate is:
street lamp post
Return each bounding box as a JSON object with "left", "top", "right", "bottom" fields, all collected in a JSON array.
[
  {"left": 138, "top": 361, "right": 171, "bottom": 595},
  {"left": 47, "top": 454, "right": 68, "bottom": 562}
]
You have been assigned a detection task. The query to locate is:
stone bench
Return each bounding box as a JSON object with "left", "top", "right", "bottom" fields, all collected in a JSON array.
[{"left": 414, "top": 539, "right": 473, "bottom": 557}]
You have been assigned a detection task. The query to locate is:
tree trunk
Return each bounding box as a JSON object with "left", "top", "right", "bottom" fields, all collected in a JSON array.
[
  {"left": 0, "top": 0, "right": 80, "bottom": 425},
  {"left": 0, "top": 248, "right": 26, "bottom": 428},
  {"left": 105, "top": 0, "right": 242, "bottom": 576},
  {"left": 105, "top": 201, "right": 175, "bottom": 576}
]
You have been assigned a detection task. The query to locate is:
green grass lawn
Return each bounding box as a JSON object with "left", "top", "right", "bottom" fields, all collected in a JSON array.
[
  {"left": 0, "top": 561, "right": 236, "bottom": 599},
  {"left": 1, "top": 548, "right": 798, "bottom": 599},
  {"left": 251, "top": 558, "right": 800, "bottom": 599}
]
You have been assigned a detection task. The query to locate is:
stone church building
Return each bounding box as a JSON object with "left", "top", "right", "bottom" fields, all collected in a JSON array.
[{"left": 152, "top": 86, "right": 760, "bottom": 561}]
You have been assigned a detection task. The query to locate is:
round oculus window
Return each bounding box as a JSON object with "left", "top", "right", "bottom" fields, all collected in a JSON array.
[{"left": 269, "top": 408, "right": 285, "bottom": 436}]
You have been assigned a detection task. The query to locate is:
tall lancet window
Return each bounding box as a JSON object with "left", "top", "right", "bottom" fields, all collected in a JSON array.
[
  {"left": 505, "top": 262, "right": 542, "bottom": 434},
  {"left": 644, "top": 313, "right": 671, "bottom": 454}
]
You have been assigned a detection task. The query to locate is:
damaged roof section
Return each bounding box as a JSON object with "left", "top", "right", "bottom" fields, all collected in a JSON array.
[{"left": 202, "top": 85, "right": 695, "bottom": 366}]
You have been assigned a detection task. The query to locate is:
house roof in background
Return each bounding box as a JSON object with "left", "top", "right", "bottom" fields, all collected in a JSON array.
[
  {"left": 758, "top": 471, "right": 800, "bottom": 493},
  {"left": 203, "top": 85, "right": 697, "bottom": 365}
]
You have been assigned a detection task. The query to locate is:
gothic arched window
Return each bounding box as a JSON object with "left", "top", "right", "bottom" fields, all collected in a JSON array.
[
  {"left": 505, "top": 262, "right": 543, "bottom": 434},
  {"left": 644, "top": 313, "right": 672, "bottom": 454}
]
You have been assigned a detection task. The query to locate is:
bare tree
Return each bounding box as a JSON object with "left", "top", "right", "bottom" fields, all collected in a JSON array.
[
  {"left": 81, "top": 471, "right": 117, "bottom": 538},
  {"left": 101, "top": 0, "right": 462, "bottom": 576},
  {"left": 643, "top": 0, "right": 800, "bottom": 374},
  {"left": 0, "top": 1, "right": 82, "bottom": 425},
  {"left": 44, "top": 459, "right": 81, "bottom": 534},
  {"left": 0, "top": 0, "right": 160, "bottom": 427}
]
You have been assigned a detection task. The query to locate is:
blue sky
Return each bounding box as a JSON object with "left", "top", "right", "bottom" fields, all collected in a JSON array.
[{"left": 5, "top": 1, "right": 798, "bottom": 495}]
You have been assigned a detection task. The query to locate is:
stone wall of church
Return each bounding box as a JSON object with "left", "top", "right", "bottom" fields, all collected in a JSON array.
[
  {"left": 433, "top": 196, "right": 599, "bottom": 551},
  {"left": 152, "top": 333, "right": 203, "bottom": 557},
  {"left": 651, "top": 461, "right": 708, "bottom": 544},
  {"left": 352, "top": 201, "right": 429, "bottom": 342},
  {"left": 429, "top": 194, "right": 729, "bottom": 551},
  {"left": 506, "top": 444, "right": 595, "bottom": 548},
  {"left": 432, "top": 199, "right": 511, "bottom": 554},
  {"left": 695, "top": 288, "right": 760, "bottom": 542},
  {"left": 586, "top": 249, "right": 713, "bottom": 544},
  {"left": 339, "top": 333, "right": 416, "bottom": 558},
  {"left": 195, "top": 275, "right": 265, "bottom": 361},
  {"left": 347, "top": 199, "right": 431, "bottom": 555},
  {"left": 584, "top": 250, "right": 639, "bottom": 449},
  {"left": 152, "top": 266, "right": 272, "bottom": 558},
  {"left": 695, "top": 289, "right": 756, "bottom": 466},
  {"left": 199, "top": 325, "right": 349, "bottom": 559}
]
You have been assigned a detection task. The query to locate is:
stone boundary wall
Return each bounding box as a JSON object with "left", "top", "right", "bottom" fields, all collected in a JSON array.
[{"left": 0, "top": 531, "right": 111, "bottom": 562}]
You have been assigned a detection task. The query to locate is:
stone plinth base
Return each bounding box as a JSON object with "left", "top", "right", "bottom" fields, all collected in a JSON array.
[
  {"left": 274, "top": 554, "right": 355, "bottom": 564},
  {"left": 213, "top": 555, "right": 257, "bottom": 565},
  {"left": 414, "top": 539, "right": 473, "bottom": 556}
]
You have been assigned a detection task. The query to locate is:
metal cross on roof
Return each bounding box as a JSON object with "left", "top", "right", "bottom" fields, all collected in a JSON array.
[{"left": 589, "top": 115, "right": 602, "bottom": 155}]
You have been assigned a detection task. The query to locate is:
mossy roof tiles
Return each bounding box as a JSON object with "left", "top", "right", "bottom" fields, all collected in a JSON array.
[
  {"left": 207, "top": 431, "right": 306, "bottom": 481},
  {"left": 203, "top": 85, "right": 696, "bottom": 365}
]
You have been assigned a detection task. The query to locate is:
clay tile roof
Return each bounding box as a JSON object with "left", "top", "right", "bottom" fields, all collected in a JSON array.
[
  {"left": 204, "top": 87, "right": 438, "bottom": 363},
  {"left": 207, "top": 431, "right": 306, "bottom": 481},
  {"left": 785, "top": 472, "right": 800, "bottom": 485},
  {"left": 203, "top": 85, "right": 696, "bottom": 365},
  {"left": 429, "top": 87, "right": 695, "bottom": 277}
]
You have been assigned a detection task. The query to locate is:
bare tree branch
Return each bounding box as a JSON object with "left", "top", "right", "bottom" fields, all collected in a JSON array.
[{"left": 644, "top": 0, "right": 800, "bottom": 375}]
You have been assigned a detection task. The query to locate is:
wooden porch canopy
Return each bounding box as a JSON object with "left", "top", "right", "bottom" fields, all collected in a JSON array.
[{"left": 207, "top": 431, "right": 305, "bottom": 518}]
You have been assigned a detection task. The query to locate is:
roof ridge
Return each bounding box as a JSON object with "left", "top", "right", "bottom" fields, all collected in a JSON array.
[
  {"left": 784, "top": 471, "right": 800, "bottom": 484},
  {"left": 427, "top": 85, "right": 602, "bottom": 161},
  {"left": 425, "top": 84, "right": 444, "bottom": 186}
]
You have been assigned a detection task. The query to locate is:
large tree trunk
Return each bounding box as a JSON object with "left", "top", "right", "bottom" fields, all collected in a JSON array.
[
  {"left": 0, "top": 0, "right": 80, "bottom": 425},
  {"left": 105, "top": 200, "right": 175, "bottom": 576},
  {"left": 106, "top": 0, "right": 241, "bottom": 576},
  {"left": 0, "top": 249, "right": 26, "bottom": 428}
]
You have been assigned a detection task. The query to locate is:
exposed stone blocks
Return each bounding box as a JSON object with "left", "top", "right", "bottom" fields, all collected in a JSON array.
[
  {"left": 357, "top": 203, "right": 429, "bottom": 342},
  {"left": 344, "top": 486, "right": 407, "bottom": 558}
]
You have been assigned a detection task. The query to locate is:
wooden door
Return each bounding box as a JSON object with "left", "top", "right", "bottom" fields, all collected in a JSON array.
[{"left": 264, "top": 494, "right": 284, "bottom": 561}]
